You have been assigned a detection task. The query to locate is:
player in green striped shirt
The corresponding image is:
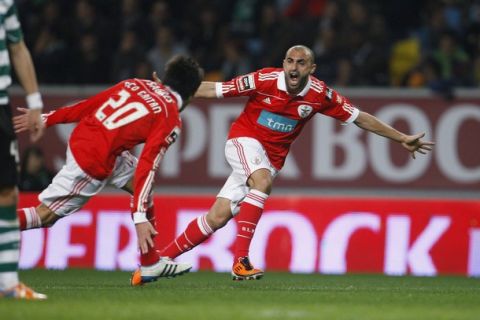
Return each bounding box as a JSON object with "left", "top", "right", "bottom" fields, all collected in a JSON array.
[{"left": 0, "top": 0, "right": 46, "bottom": 300}]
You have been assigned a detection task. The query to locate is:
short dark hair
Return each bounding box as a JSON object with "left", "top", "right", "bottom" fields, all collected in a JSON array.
[
  {"left": 286, "top": 45, "right": 315, "bottom": 64},
  {"left": 163, "top": 55, "right": 203, "bottom": 101}
]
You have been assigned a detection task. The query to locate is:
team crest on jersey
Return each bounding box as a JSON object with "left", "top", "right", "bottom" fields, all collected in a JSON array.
[
  {"left": 251, "top": 155, "right": 262, "bottom": 165},
  {"left": 297, "top": 105, "right": 313, "bottom": 118},
  {"left": 165, "top": 126, "right": 181, "bottom": 145},
  {"left": 237, "top": 74, "right": 256, "bottom": 92}
]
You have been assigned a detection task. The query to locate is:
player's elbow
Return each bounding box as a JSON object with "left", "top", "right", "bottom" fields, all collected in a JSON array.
[
  {"left": 8, "top": 40, "right": 28, "bottom": 58},
  {"left": 354, "top": 111, "right": 374, "bottom": 128}
]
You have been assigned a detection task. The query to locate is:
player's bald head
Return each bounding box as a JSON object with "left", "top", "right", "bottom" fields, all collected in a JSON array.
[{"left": 285, "top": 45, "right": 315, "bottom": 64}]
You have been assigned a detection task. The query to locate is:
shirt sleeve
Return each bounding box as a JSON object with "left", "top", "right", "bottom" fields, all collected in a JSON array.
[
  {"left": 42, "top": 99, "right": 94, "bottom": 127},
  {"left": 5, "top": 2, "right": 23, "bottom": 44},
  {"left": 131, "top": 122, "right": 181, "bottom": 222},
  {"left": 215, "top": 71, "right": 259, "bottom": 98},
  {"left": 319, "top": 86, "right": 360, "bottom": 124},
  {"left": 43, "top": 82, "right": 123, "bottom": 127}
]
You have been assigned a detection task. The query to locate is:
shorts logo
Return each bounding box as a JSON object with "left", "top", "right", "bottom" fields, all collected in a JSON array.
[
  {"left": 237, "top": 74, "right": 256, "bottom": 92},
  {"left": 251, "top": 156, "right": 262, "bottom": 165},
  {"left": 257, "top": 110, "right": 297, "bottom": 133},
  {"left": 297, "top": 105, "right": 313, "bottom": 118}
]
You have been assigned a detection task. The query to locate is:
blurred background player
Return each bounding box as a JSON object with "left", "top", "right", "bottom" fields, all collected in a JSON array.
[
  {"left": 18, "top": 146, "right": 54, "bottom": 192},
  {"left": 158, "top": 45, "right": 434, "bottom": 281},
  {"left": 14, "top": 55, "right": 203, "bottom": 286},
  {"left": 0, "top": 0, "right": 46, "bottom": 300}
]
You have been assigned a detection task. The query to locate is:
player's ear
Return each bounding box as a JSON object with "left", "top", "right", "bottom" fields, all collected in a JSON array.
[{"left": 310, "top": 63, "right": 316, "bottom": 75}]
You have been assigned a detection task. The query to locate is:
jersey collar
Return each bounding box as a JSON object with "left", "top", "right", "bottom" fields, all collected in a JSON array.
[
  {"left": 277, "top": 71, "right": 312, "bottom": 97},
  {"left": 167, "top": 87, "right": 184, "bottom": 110}
]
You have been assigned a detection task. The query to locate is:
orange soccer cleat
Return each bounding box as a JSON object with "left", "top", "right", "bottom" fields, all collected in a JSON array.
[
  {"left": 231, "top": 256, "right": 264, "bottom": 281},
  {"left": 0, "top": 282, "right": 47, "bottom": 300}
]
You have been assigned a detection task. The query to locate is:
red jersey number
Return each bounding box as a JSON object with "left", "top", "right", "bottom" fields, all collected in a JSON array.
[{"left": 95, "top": 89, "right": 149, "bottom": 130}]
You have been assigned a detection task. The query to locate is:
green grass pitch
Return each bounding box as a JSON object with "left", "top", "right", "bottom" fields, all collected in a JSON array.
[{"left": 1, "top": 269, "right": 479, "bottom": 320}]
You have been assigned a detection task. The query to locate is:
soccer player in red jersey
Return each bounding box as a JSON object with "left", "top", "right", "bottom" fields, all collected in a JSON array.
[
  {"left": 14, "top": 55, "right": 203, "bottom": 285},
  {"left": 159, "top": 45, "right": 435, "bottom": 280}
]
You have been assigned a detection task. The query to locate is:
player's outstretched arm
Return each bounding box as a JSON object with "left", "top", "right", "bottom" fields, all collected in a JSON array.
[
  {"left": 153, "top": 72, "right": 217, "bottom": 99},
  {"left": 354, "top": 111, "right": 434, "bottom": 159},
  {"left": 155, "top": 71, "right": 217, "bottom": 99},
  {"left": 10, "top": 40, "right": 44, "bottom": 142},
  {"left": 194, "top": 82, "right": 217, "bottom": 98}
]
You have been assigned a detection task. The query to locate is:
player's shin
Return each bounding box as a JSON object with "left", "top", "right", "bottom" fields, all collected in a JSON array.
[
  {"left": 234, "top": 189, "right": 268, "bottom": 262},
  {"left": 160, "top": 213, "right": 213, "bottom": 259}
]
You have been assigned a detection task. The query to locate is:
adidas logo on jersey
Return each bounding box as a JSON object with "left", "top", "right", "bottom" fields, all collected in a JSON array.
[{"left": 262, "top": 97, "right": 271, "bottom": 104}]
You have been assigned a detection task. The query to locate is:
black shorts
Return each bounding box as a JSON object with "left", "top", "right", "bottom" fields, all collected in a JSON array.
[{"left": 0, "top": 104, "right": 19, "bottom": 189}]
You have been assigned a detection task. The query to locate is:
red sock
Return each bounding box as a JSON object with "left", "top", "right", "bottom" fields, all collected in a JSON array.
[
  {"left": 161, "top": 214, "right": 213, "bottom": 259},
  {"left": 140, "top": 205, "right": 160, "bottom": 266},
  {"left": 234, "top": 189, "right": 268, "bottom": 262},
  {"left": 17, "top": 207, "right": 42, "bottom": 231}
]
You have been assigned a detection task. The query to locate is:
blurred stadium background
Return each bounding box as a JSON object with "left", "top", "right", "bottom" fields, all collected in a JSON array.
[{"left": 12, "top": 0, "right": 480, "bottom": 279}]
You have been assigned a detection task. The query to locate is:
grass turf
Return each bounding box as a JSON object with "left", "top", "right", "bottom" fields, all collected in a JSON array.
[{"left": 1, "top": 269, "right": 479, "bottom": 320}]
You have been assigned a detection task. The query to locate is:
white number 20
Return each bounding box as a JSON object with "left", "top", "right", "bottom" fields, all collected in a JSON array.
[{"left": 95, "top": 89, "right": 149, "bottom": 130}]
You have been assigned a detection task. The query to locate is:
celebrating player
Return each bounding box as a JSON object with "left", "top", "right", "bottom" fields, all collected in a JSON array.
[
  {"left": 157, "top": 45, "right": 435, "bottom": 281},
  {"left": 14, "top": 55, "right": 203, "bottom": 285}
]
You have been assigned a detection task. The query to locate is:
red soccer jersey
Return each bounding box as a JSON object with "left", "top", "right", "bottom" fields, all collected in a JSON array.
[
  {"left": 217, "top": 68, "right": 359, "bottom": 169},
  {"left": 44, "top": 79, "right": 182, "bottom": 214}
]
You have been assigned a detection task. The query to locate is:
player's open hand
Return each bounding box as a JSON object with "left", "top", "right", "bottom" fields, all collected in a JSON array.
[
  {"left": 13, "top": 107, "right": 31, "bottom": 133},
  {"left": 13, "top": 107, "right": 45, "bottom": 141},
  {"left": 401, "top": 132, "right": 435, "bottom": 159},
  {"left": 27, "top": 108, "right": 45, "bottom": 142},
  {"left": 135, "top": 221, "right": 159, "bottom": 254}
]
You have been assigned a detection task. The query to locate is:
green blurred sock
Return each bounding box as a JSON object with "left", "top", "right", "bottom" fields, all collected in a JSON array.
[{"left": 0, "top": 205, "right": 20, "bottom": 290}]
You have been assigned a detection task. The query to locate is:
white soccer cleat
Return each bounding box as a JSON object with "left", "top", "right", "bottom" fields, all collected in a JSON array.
[
  {"left": 130, "top": 257, "right": 192, "bottom": 286},
  {"left": 0, "top": 282, "right": 47, "bottom": 300}
]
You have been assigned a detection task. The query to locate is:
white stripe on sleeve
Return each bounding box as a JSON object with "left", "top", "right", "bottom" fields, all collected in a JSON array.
[
  {"left": 215, "top": 82, "right": 224, "bottom": 98},
  {"left": 5, "top": 15, "right": 20, "bottom": 31},
  {"left": 344, "top": 107, "right": 360, "bottom": 124}
]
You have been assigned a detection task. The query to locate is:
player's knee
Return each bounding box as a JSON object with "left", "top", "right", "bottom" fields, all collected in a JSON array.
[
  {"left": 250, "top": 173, "right": 273, "bottom": 194},
  {"left": 210, "top": 214, "right": 230, "bottom": 230},
  {"left": 42, "top": 220, "right": 56, "bottom": 228},
  {"left": 206, "top": 200, "right": 232, "bottom": 230},
  {"left": 40, "top": 215, "right": 58, "bottom": 228},
  {"left": 37, "top": 204, "right": 60, "bottom": 228}
]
